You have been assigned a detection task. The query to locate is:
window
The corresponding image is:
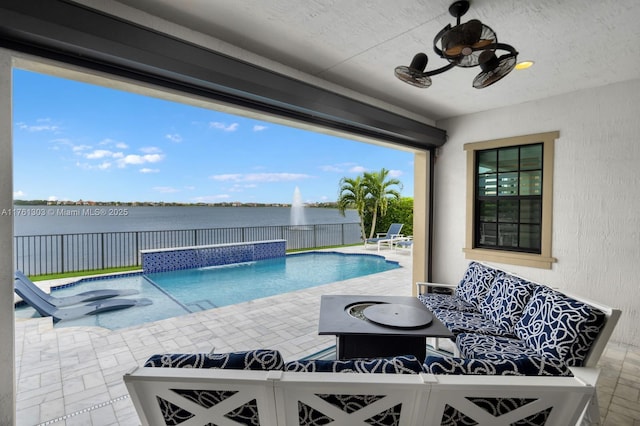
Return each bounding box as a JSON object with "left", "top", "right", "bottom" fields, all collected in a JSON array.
[
  {"left": 476, "top": 144, "right": 542, "bottom": 252},
  {"left": 464, "top": 131, "right": 558, "bottom": 269}
]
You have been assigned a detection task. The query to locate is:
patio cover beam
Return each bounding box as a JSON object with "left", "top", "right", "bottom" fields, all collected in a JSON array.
[{"left": 0, "top": 0, "right": 446, "bottom": 150}]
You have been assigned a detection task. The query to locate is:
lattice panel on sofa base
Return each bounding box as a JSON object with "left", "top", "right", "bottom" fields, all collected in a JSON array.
[
  {"left": 297, "top": 395, "right": 402, "bottom": 426},
  {"left": 124, "top": 369, "right": 278, "bottom": 426},
  {"left": 274, "top": 373, "right": 430, "bottom": 426},
  {"left": 422, "top": 376, "right": 594, "bottom": 426},
  {"left": 156, "top": 389, "right": 260, "bottom": 426}
]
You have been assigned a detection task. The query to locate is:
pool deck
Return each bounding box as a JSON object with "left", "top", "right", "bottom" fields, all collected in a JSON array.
[{"left": 14, "top": 246, "right": 640, "bottom": 425}]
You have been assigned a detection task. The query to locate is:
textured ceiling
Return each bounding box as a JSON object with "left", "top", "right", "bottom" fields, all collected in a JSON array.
[{"left": 98, "top": 0, "right": 640, "bottom": 121}]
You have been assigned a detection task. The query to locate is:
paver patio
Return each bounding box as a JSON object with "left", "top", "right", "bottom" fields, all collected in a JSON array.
[{"left": 14, "top": 247, "right": 640, "bottom": 425}]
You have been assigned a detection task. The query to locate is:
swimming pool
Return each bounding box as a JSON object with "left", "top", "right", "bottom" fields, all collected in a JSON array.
[{"left": 15, "top": 251, "right": 400, "bottom": 330}]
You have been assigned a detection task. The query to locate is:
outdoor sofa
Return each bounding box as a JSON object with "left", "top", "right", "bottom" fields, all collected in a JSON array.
[
  {"left": 125, "top": 349, "right": 600, "bottom": 425},
  {"left": 416, "top": 261, "right": 620, "bottom": 370},
  {"left": 123, "top": 261, "right": 620, "bottom": 425}
]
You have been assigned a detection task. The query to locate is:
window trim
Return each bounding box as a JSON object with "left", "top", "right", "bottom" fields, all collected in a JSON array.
[{"left": 463, "top": 131, "right": 559, "bottom": 269}]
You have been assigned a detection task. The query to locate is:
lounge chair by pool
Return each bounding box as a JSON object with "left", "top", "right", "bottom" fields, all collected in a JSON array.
[
  {"left": 14, "top": 274, "right": 152, "bottom": 322},
  {"left": 15, "top": 270, "right": 139, "bottom": 307},
  {"left": 364, "top": 223, "right": 404, "bottom": 250}
]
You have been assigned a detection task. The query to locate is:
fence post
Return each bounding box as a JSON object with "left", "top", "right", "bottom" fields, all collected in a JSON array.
[
  {"left": 101, "top": 233, "right": 105, "bottom": 270},
  {"left": 60, "top": 235, "right": 64, "bottom": 274},
  {"left": 135, "top": 231, "right": 139, "bottom": 266}
]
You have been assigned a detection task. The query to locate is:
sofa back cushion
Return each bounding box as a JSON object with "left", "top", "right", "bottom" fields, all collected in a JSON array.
[
  {"left": 144, "top": 349, "right": 284, "bottom": 370},
  {"left": 480, "top": 273, "right": 536, "bottom": 334},
  {"left": 456, "top": 261, "right": 499, "bottom": 310},
  {"left": 424, "top": 355, "right": 573, "bottom": 376},
  {"left": 284, "top": 355, "right": 424, "bottom": 374},
  {"left": 514, "top": 287, "right": 606, "bottom": 366}
]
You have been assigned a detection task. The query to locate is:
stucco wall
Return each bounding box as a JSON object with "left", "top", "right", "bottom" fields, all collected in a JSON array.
[{"left": 434, "top": 78, "right": 640, "bottom": 345}]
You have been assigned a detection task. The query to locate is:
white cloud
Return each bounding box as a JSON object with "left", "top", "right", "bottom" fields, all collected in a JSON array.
[
  {"left": 166, "top": 133, "right": 183, "bottom": 143},
  {"left": 85, "top": 149, "right": 122, "bottom": 159},
  {"left": 13, "top": 190, "right": 25, "bottom": 197},
  {"left": 349, "top": 165, "right": 367, "bottom": 173},
  {"left": 228, "top": 183, "right": 258, "bottom": 192},
  {"left": 139, "top": 168, "right": 159, "bottom": 173},
  {"left": 210, "top": 172, "right": 312, "bottom": 183},
  {"left": 140, "top": 146, "right": 162, "bottom": 154},
  {"left": 98, "top": 138, "right": 128, "bottom": 150},
  {"left": 192, "top": 194, "right": 231, "bottom": 203},
  {"left": 210, "top": 122, "right": 239, "bottom": 132},
  {"left": 72, "top": 144, "right": 92, "bottom": 152},
  {"left": 16, "top": 118, "right": 60, "bottom": 132},
  {"left": 210, "top": 174, "right": 243, "bottom": 182},
  {"left": 75, "top": 160, "right": 112, "bottom": 170},
  {"left": 388, "top": 169, "right": 403, "bottom": 178},
  {"left": 117, "top": 153, "right": 164, "bottom": 167},
  {"left": 253, "top": 125, "right": 267, "bottom": 131},
  {"left": 48, "top": 196, "right": 58, "bottom": 202},
  {"left": 153, "top": 186, "right": 179, "bottom": 193}
]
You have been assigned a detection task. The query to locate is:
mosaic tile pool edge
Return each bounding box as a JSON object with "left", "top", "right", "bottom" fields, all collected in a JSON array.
[{"left": 141, "top": 240, "right": 286, "bottom": 273}]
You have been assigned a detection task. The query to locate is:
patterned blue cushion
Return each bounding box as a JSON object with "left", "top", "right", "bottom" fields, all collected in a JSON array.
[
  {"left": 570, "top": 307, "right": 606, "bottom": 365},
  {"left": 144, "top": 349, "right": 284, "bottom": 370},
  {"left": 433, "top": 309, "right": 515, "bottom": 338},
  {"left": 284, "top": 355, "right": 424, "bottom": 374},
  {"left": 418, "top": 293, "right": 478, "bottom": 312},
  {"left": 479, "top": 274, "right": 536, "bottom": 334},
  {"left": 455, "top": 262, "right": 499, "bottom": 310},
  {"left": 456, "top": 333, "right": 540, "bottom": 361},
  {"left": 514, "top": 287, "right": 605, "bottom": 366},
  {"left": 424, "top": 355, "right": 573, "bottom": 376}
]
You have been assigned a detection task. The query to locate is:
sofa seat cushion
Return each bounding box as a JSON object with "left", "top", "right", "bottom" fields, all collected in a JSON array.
[
  {"left": 514, "top": 287, "right": 606, "bottom": 366},
  {"left": 456, "top": 333, "right": 541, "bottom": 361},
  {"left": 479, "top": 273, "right": 536, "bottom": 334},
  {"left": 418, "top": 293, "right": 478, "bottom": 312},
  {"left": 284, "top": 355, "right": 424, "bottom": 374},
  {"left": 424, "top": 355, "right": 573, "bottom": 376},
  {"left": 144, "top": 349, "right": 284, "bottom": 370},
  {"left": 455, "top": 262, "right": 500, "bottom": 310},
  {"left": 433, "top": 309, "right": 515, "bottom": 337}
]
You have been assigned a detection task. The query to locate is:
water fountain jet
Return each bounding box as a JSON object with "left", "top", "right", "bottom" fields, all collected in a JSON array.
[{"left": 290, "top": 186, "right": 310, "bottom": 230}]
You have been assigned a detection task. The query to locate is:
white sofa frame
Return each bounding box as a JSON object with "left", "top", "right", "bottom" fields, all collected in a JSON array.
[{"left": 124, "top": 366, "right": 598, "bottom": 426}]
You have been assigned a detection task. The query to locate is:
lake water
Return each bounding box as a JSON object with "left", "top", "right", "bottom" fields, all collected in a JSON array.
[{"left": 12, "top": 205, "right": 359, "bottom": 236}]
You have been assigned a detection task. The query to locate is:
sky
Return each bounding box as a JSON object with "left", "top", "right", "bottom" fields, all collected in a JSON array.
[{"left": 12, "top": 69, "right": 414, "bottom": 205}]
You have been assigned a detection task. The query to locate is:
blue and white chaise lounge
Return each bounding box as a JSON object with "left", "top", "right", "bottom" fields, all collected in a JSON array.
[
  {"left": 14, "top": 273, "right": 152, "bottom": 322},
  {"left": 364, "top": 222, "right": 404, "bottom": 251}
]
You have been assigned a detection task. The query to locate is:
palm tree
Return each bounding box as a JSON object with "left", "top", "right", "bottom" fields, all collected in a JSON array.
[
  {"left": 363, "top": 168, "right": 402, "bottom": 239},
  {"left": 337, "top": 176, "right": 368, "bottom": 241}
]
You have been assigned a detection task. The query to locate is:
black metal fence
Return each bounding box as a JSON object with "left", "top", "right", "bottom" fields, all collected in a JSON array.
[{"left": 14, "top": 223, "right": 362, "bottom": 276}]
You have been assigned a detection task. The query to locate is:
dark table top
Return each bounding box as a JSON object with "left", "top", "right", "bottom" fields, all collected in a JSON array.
[{"left": 318, "top": 294, "right": 453, "bottom": 338}]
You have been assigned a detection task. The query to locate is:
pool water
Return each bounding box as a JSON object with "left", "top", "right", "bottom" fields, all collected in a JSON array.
[{"left": 15, "top": 252, "right": 399, "bottom": 330}]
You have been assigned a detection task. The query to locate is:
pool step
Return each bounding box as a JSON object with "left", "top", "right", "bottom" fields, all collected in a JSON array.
[{"left": 186, "top": 299, "right": 218, "bottom": 311}]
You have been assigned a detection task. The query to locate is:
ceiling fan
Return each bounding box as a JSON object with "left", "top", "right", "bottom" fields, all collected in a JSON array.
[{"left": 395, "top": 0, "right": 518, "bottom": 89}]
